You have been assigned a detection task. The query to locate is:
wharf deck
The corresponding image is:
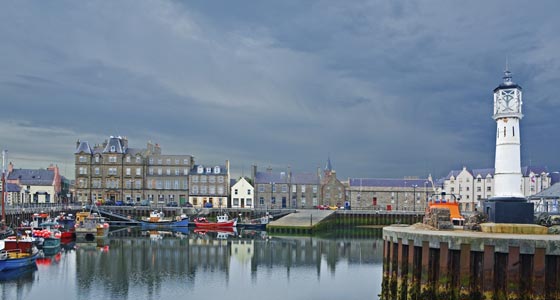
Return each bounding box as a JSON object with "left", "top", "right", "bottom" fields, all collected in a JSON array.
[{"left": 267, "top": 209, "right": 335, "bottom": 232}]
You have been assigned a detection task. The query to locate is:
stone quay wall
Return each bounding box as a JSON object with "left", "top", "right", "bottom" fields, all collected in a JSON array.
[{"left": 382, "top": 225, "right": 560, "bottom": 300}]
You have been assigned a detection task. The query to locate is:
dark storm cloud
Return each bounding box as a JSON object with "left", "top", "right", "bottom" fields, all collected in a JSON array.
[{"left": 1, "top": 0, "right": 559, "bottom": 179}]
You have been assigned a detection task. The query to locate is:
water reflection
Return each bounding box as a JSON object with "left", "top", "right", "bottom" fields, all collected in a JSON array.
[{"left": 2, "top": 227, "right": 384, "bottom": 300}]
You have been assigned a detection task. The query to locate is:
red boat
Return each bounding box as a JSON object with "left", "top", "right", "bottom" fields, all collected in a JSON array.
[{"left": 193, "top": 214, "right": 237, "bottom": 229}]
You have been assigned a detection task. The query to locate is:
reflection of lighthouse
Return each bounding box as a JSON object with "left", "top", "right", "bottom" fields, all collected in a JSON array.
[{"left": 484, "top": 67, "right": 534, "bottom": 223}]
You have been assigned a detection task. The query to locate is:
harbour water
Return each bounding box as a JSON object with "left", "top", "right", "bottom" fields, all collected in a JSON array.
[{"left": 0, "top": 227, "right": 383, "bottom": 300}]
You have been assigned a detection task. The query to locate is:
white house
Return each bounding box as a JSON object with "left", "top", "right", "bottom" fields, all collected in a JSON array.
[{"left": 230, "top": 177, "right": 254, "bottom": 208}]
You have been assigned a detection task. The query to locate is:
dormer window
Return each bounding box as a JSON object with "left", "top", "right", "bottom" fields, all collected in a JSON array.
[
  {"left": 214, "top": 166, "right": 220, "bottom": 174},
  {"left": 206, "top": 167, "right": 211, "bottom": 173},
  {"left": 197, "top": 166, "right": 204, "bottom": 174},
  {"left": 111, "top": 146, "right": 116, "bottom": 152}
]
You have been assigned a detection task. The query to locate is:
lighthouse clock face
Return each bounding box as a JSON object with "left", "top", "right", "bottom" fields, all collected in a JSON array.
[{"left": 497, "top": 89, "right": 519, "bottom": 113}]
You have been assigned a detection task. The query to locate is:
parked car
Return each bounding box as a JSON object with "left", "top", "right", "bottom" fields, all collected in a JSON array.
[
  {"left": 104, "top": 200, "right": 116, "bottom": 206},
  {"left": 204, "top": 202, "right": 213, "bottom": 208},
  {"left": 139, "top": 199, "right": 150, "bottom": 206},
  {"left": 166, "top": 201, "right": 178, "bottom": 207},
  {"left": 125, "top": 200, "right": 135, "bottom": 206},
  {"left": 115, "top": 200, "right": 124, "bottom": 206}
]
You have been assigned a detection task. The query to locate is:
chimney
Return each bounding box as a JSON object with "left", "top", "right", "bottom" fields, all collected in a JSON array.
[
  {"left": 122, "top": 136, "right": 128, "bottom": 149},
  {"left": 76, "top": 139, "right": 80, "bottom": 149},
  {"left": 251, "top": 165, "right": 257, "bottom": 183}
]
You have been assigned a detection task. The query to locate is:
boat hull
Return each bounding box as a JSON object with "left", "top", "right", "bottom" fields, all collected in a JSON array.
[
  {"left": 42, "top": 237, "right": 61, "bottom": 256},
  {"left": 237, "top": 223, "right": 267, "bottom": 230},
  {"left": 194, "top": 220, "right": 236, "bottom": 229},
  {"left": 0, "top": 251, "right": 39, "bottom": 271},
  {"left": 140, "top": 217, "right": 189, "bottom": 228}
]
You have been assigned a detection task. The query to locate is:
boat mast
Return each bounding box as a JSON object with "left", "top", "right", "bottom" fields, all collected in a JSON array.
[{"left": 1, "top": 149, "right": 7, "bottom": 226}]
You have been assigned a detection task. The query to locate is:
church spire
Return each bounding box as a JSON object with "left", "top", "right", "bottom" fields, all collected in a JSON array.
[{"left": 324, "top": 155, "right": 332, "bottom": 172}]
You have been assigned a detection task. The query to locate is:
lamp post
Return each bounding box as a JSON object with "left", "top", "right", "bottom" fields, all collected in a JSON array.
[
  {"left": 412, "top": 184, "right": 418, "bottom": 211},
  {"left": 424, "top": 181, "right": 429, "bottom": 209}
]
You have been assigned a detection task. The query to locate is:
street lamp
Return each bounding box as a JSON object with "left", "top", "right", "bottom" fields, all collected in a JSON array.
[{"left": 412, "top": 184, "right": 418, "bottom": 211}]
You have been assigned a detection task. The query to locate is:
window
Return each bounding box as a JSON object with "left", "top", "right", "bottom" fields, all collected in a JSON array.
[
  {"left": 292, "top": 185, "right": 297, "bottom": 193},
  {"left": 197, "top": 166, "right": 203, "bottom": 174},
  {"left": 192, "top": 186, "right": 198, "bottom": 194},
  {"left": 504, "top": 126, "right": 506, "bottom": 136},
  {"left": 217, "top": 186, "right": 224, "bottom": 195},
  {"left": 149, "top": 168, "right": 154, "bottom": 175},
  {"left": 209, "top": 186, "right": 216, "bottom": 194},
  {"left": 108, "top": 167, "right": 117, "bottom": 175},
  {"left": 79, "top": 156, "right": 86, "bottom": 162},
  {"left": 94, "top": 168, "right": 100, "bottom": 175},
  {"left": 282, "top": 185, "right": 287, "bottom": 193},
  {"left": 477, "top": 187, "right": 481, "bottom": 192},
  {"left": 135, "top": 180, "right": 141, "bottom": 189},
  {"left": 301, "top": 186, "right": 306, "bottom": 193},
  {"left": 218, "top": 176, "right": 224, "bottom": 183},
  {"left": 272, "top": 185, "right": 276, "bottom": 192},
  {"left": 175, "top": 169, "right": 180, "bottom": 175},
  {"left": 166, "top": 158, "right": 171, "bottom": 165},
  {"left": 214, "top": 166, "right": 220, "bottom": 174},
  {"left": 209, "top": 176, "right": 216, "bottom": 183},
  {"left": 184, "top": 168, "right": 189, "bottom": 175},
  {"left": 175, "top": 159, "right": 179, "bottom": 164},
  {"left": 158, "top": 168, "right": 162, "bottom": 175},
  {"left": 313, "top": 186, "right": 318, "bottom": 193},
  {"left": 109, "top": 156, "right": 117, "bottom": 163},
  {"left": 247, "top": 189, "right": 251, "bottom": 195},
  {"left": 156, "top": 180, "right": 163, "bottom": 189},
  {"left": 136, "top": 168, "right": 141, "bottom": 176},
  {"left": 259, "top": 197, "right": 264, "bottom": 205},
  {"left": 183, "top": 159, "right": 189, "bottom": 165},
  {"left": 166, "top": 169, "right": 171, "bottom": 176},
  {"left": 477, "top": 178, "right": 481, "bottom": 183},
  {"left": 246, "top": 199, "right": 252, "bottom": 206},
  {"left": 126, "top": 168, "right": 131, "bottom": 176},
  {"left": 157, "top": 159, "right": 162, "bottom": 164},
  {"left": 234, "top": 189, "right": 238, "bottom": 195},
  {"left": 259, "top": 185, "right": 265, "bottom": 193},
  {"left": 206, "top": 167, "right": 211, "bottom": 173},
  {"left": 201, "top": 186, "right": 207, "bottom": 194},
  {"left": 513, "top": 126, "right": 515, "bottom": 136},
  {"left": 200, "top": 176, "right": 207, "bottom": 183},
  {"left": 110, "top": 146, "right": 115, "bottom": 152},
  {"left": 136, "top": 157, "right": 141, "bottom": 163},
  {"left": 126, "top": 156, "right": 131, "bottom": 163},
  {"left": 95, "top": 156, "right": 100, "bottom": 163},
  {"left": 165, "top": 180, "right": 171, "bottom": 189},
  {"left": 149, "top": 158, "right": 154, "bottom": 164},
  {"left": 487, "top": 186, "right": 492, "bottom": 192},
  {"left": 192, "top": 176, "right": 198, "bottom": 183},
  {"left": 174, "top": 180, "right": 179, "bottom": 189},
  {"left": 233, "top": 198, "right": 239, "bottom": 206},
  {"left": 125, "top": 180, "right": 132, "bottom": 189}
]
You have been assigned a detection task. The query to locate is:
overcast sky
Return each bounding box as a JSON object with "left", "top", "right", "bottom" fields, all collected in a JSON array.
[{"left": 1, "top": 1, "right": 559, "bottom": 180}]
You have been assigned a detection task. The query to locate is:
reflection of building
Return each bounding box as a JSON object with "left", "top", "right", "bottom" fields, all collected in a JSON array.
[
  {"left": 75, "top": 136, "right": 194, "bottom": 205},
  {"left": 231, "top": 240, "right": 254, "bottom": 264},
  {"left": 6, "top": 163, "right": 62, "bottom": 204},
  {"left": 188, "top": 162, "right": 230, "bottom": 208},
  {"left": 230, "top": 177, "right": 254, "bottom": 208}
]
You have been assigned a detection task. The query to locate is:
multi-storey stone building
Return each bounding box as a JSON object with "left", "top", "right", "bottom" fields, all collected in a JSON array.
[
  {"left": 321, "top": 158, "right": 346, "bottom": 207},
  {"left": 74, "top": 136, "right": 194, "bottom": 205},
  {"left": 441, "top": 165, "right": 551, "bottom": 212},
  {"left": 346, "top": 178, "right": 433, "bottom": 211},
  {"left": 252, "top": 166, "right": 321, "bottom": 209},
  {"left": 188, "top": 162, "right": 230, "bottom": 208}
]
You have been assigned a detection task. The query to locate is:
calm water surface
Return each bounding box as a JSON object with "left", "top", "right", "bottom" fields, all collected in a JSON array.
[{"left": 1, "top": 228, "right": 383, "bottom": 300}]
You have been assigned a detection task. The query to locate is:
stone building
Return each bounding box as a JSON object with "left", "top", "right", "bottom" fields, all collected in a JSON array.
[
  {"left": 252, "top": 166, "right": 321, "bottom": 209},
  {"left": 346, "top": 178, "right": 433, "bottom": 211},
  {"left": 188, "top": 162, "right": 230, "bottom": 208},
  {"left": 441, "top": 165, "right": 551, "bottom": 212},
  {"left": 74, "top": 136, "right": 194, "bottom": 205},
  {"left": 320, "top": 157, "right": 346, "bottom": 207}
]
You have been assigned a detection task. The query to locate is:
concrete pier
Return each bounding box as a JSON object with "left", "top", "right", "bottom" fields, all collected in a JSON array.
[
  {"left": 267, "top": 209, "right": 335, "bottom": 234},
  {"left": 382, "top": 224, "right": 560, "bottom": 300}
]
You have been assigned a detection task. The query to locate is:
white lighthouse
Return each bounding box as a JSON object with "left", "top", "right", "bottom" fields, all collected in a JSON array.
[{"left": 492, "top": 68, "right": 524, "bottom": 199}]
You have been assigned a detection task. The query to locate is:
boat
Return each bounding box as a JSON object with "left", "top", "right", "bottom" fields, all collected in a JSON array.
[
  {"left": 0, "top": 245, "right": 39, "bottom": 272},
  {"left": 426, "top": 194, "right": 465, "bottom": 226},
  {"left": 140, "top": 210, "right": 189, "bottom": 228},
  {"left": 34, "top": 221, "right": 61, "bottom": 256},
  {"left": 193, "top": 214, "right": 237, "bottom": 229},
  {"left": 237, "top": 213, "right": 272, "bottom": 230},
  {"left": 74, "top": 211, "right": 110, "bottom": 241}
]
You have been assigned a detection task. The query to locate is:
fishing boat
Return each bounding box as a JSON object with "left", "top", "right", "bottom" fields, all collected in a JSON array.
[
  {"left": 0, "top": 245, "right": 39, "bottom": 272},
  {"left": 140, "top": 210, "right": 189, "bottom": 228},
  {"left": 33, "top": 221, "right": 61, "bottom": 256},
  {"left": 193, "top": 214, "right": 237, "bottom": 229},
  {"left": 237, "top": 213, "right": 272, "bottom": 230},
  {"left": 74, "top": 211, "right": 110, "bottom": 241}
]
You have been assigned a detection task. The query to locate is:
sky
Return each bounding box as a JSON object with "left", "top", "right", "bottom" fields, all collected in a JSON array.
[{"left": 1, "top": 1, "right": 559, "bottom": 181}]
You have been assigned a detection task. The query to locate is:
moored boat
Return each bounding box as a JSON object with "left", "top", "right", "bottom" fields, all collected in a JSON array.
[
  {"left": 74, "top": 212, "right": 109, "bottom": 241},
  {"left": 0, "top": 246, "right": 39, "bottom": 272},
  {"left": 237, "top": 213, "right": 272, "bottom": 230},
  {"left": 140, "top": 210, "right": 189, "bottom": 228},
  {"left": 193, "top": 214, "right": 237, "bottom": 229}
]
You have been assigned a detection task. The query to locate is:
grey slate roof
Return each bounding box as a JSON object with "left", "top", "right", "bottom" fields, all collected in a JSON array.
[
  {"left": 445, "top": 166, "right": 547, "bottom": 180},
  {"left": 522, "top": 166, "right": 548, "bottom": 177},
  {"left": 529, "top": 183, "right": 560, "bottom": 199},
  {"left": 472, "top": 168, "right": 494, "bottom": 177},
  {"left": 7, "top": 169, "right": 55, "bottom": 186},
  {"left": 75, "top": 141, "right": 93, "bottom": 154},
  {"left": 190, "top": 165, "right": 228, "bottom": 175},
  {"left": 103, "top": 136, "right": 125, "bottom": 153},
  {"left": 349, "top": 178, "right": 432, "bottom": 188},
  {"left": 6, "top": 183, "right": 20, "bottom": 192},
  {"left": 254, "top": 172, "right": 289, "bottom": 184}
]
